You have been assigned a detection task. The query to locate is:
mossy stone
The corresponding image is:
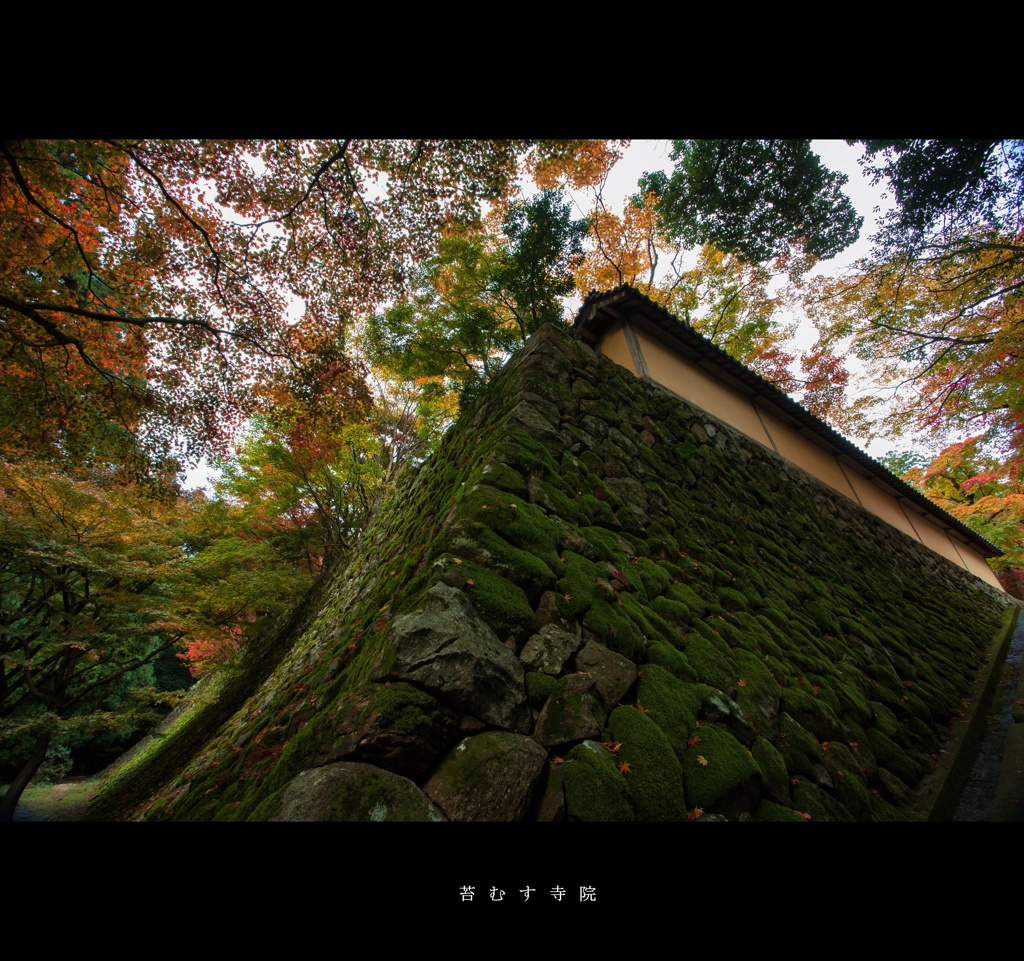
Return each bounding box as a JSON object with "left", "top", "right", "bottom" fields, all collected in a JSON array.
[
  {"left": 775, "top": 713, "right": 825, "bottom": 779},
  {"left": 863, "top": 728, "right": 928, "bottom": 785},
  {"left": 646, "top": 641, "right": 692, "bottom": 681},
  {"left": 750, "top": 735, "right": 790, "bottom": 804},
  {"left": 562, "top": 740, "right": 635, "bottom": 821},
  {"left": 791, "top": 780, "right": 854, "bottom": 822},
  {"left": 680, "top": 631, "right": 734, "bottom": 689},
  {"left": 650, "top": 597, "right": 698, "bottom": 635},
  {"left": 608, "top": 705, "right": 687, "bottom": 820},
  {"left": 479, "top": 462, "right": 528, "bottom": 496},
  {"left": 582, "top": 599, "right": 645, "bottom": 661},
  {"left": 753, "top": 799, "right": 807, "bottom": 822},
  {"left": 450, "top": 561, "right": 537, "bottom": 640},
  {"left": 823, "top": 742, "right": 873, "bottom": 820},
  {"left": 680, "top": 724, "right": 762, "bottom": 815},
  {"left": 779, "top": 684, "right": 843, "bottom": 742},
  {"left": 636, "top": 664, "right": 715, "bottom": 759},
  {"left": 525, "top": 671, "right": 562, "bottom": 709}
]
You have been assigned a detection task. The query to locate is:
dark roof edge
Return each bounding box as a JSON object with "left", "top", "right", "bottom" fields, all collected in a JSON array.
[{"left": 573, "top": 285, "right": 1003, "bottom": 559}]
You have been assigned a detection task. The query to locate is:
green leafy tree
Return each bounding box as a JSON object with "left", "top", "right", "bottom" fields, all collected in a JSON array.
[
  {"left": 856, "top": 139, "right": 1021, "bottom": 257},
  {"left": 365, "top": 190, "right": 589, "bottom": 413},
  {"left": 213, "top": 417, "right": 390, "bottom": 577},
  {"left": 639, "top": 140, "right": 863, "bottom": 263}
]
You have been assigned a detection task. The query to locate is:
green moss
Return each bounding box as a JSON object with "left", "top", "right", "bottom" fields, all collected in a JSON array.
[
  {"left": 608, "top": 706, "right": 687, "bottom": 820},
  {"left": 479, "top": 462, "right": 529, "bottom": 496},
  {"left": 562, "top": 741, "right": 635, "bottom": 821},
  {"left": 636, "top": 665, "right": 714, "bottom": 758},
  {"left": 446, "top": 524, "right": 558, "bottom": 594},
  {"left": 630, "top": 556, "right": 672, "bottom": 600},
  {"left": 624, "top": 598, "right": 681, "bottom": 646},
  {"left": 646, "top": 641, "right": 692, "bottom": 680},
  {"left": 753, "top": 799, "right": 807, "bottom": 822},
  {"left": 456, "top": 484, "right": 561, "bottom": 570},
  {"left": 680, "top": 631, "right": 734, "bottom": 689},
  {"left": 525, "top": 672, "right": 562, "bottom": 709},
  {"left": 779, "top": 685, "right": 842, "bottom": 742},
  {"left": 717, "top": 587, "right": 749, "bottom": 613},
  {"left": 582, "top": 598, "right": 645, "bottom": 660},
  {"left": 576, "top": 492, "right": 617, "bottom": 527},
  {"left": 496, "top": 427, "right": 562, "bottom": 477},
  {"left": 750, "top": 736, "right": 790, "bottom": 803},
  {"left": 552, "top": 552, "right": 597, "bottom": 619},
  {"left": 579, "top": 525, "right": 630, "bottom": 561},
  {"left": 775, "top": 714, "right": 824, "bottom": 778},
  {"left": 248, "top": 787, "right": 287, "bottom": 821},
  {"left": 823, "top": 742, "right": 873, "bottom": 820},
  {"left": 663, "top": 582, "right": 706, "bottom": 619},
  {"left": 528, "top": 477, "right": 581, "bottom": 523},
  {"left": 733, "top": 649, "right": 780, "bottom": 722},
  {"left": 791, "top": 781, "right": 854, "bottom": 822},
  {"left": 450, "top": 561, "right": 537, "bottom": 639},
  {"left": 680, "top": 725, "right": 761, "bottom": 813},
  {"left": 870, "top": 701, "right": 900, "bottom": 738},
  {"left": 863, "top": 727, "right": 928, "bottom": 785},
  {"left": 650, "top": 597, "right": 698, "bottom": 635}
]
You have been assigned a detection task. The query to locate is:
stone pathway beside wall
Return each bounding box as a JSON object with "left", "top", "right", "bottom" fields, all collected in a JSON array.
[{"left": 954, "top": 613, "right": 1024, "bottom": 821}]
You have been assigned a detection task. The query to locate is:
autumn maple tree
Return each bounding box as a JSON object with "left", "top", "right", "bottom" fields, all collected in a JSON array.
[
  {"left": 887, "top": 437, "right": 1024, "bottom": 595},
  {"left": 0, "top": 139, "right": 552, "bottom": 461}
]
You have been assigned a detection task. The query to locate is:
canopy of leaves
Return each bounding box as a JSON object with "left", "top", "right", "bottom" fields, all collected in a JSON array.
[
  {"left": 805, "top": 140, "right": 1024, "bottom": 470},
  {"left": 365, "top": 190, "right": 588, "bottom": 413},
  {"left": 0, "top": 139, "right": 536, "bottom": 465},
  {"left": 856, "top": 139, "right": 1022, "bottom": 255},
  {"left": 639, "top": 140, "right": 863, "bottom": 263}
]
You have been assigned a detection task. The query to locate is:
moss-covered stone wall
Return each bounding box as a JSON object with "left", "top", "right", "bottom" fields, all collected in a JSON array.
[{"left": 93, "top": 324, "right": 1016, "bottom": 822}]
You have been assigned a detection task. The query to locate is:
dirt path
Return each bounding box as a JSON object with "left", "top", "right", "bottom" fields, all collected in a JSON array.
[{"left": 11, "top": 777, "right": 100, "bottom": 821}]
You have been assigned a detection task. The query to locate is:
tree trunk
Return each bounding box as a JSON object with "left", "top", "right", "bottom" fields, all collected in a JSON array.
[{"left": 0, "top": 732, "right": 50, "bottom": 822}]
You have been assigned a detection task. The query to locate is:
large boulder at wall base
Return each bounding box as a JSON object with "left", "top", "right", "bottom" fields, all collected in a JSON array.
[
  {"left": 269, "top": 762, "right": 446, "bottom": 822},
  {"left": 307, "top": 682, "right": 459, "bottom": 782},
  {"left": 378, "top": 583, "right": 531, "bottom": 732},
  {"left": 422, "top": 731, "right": 549, "bottom": 822}
]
